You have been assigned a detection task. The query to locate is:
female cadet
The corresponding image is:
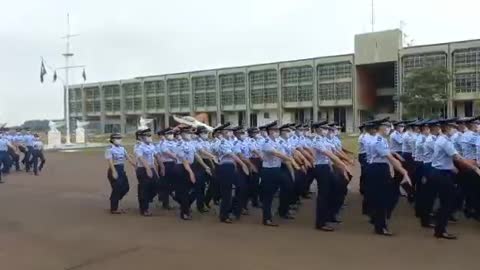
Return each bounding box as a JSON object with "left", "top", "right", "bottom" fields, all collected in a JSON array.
[
  {"left": 430, "top": 119, "right": 480, "bottom": 239},
  {"left": 213, "top": 124, "right": 249, "bottom": 223},
  {"left": 246, "top": 127, "right": 262, "bottom": 209},
  {"left": 191, "top": 126, "right": 216, "bottom": 214},
  {"left": 413, "top": 121, "right": 428, "bottom": 218},
  {"left": 105, "top": 133, "right": 135, "bottom": 214},
  {"left": 0, "top": 133, "right": 15, "bottom": 183},
  {"left": 173, "top": 127, "right": 197, "bottom": 220},
  {"left": 154, "top": 127, "right": 177, "bottom": 210},
  {"left": 368, "top": 119, "right": 411, "bottom": 236},
  {"left": 134, "top": 128, "right": 160, "bottom": 216},
  {"left": 259, "top": 121, "right": 296, "bottom": 227}
]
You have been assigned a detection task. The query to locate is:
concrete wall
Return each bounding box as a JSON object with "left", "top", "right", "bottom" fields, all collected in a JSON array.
[{"left": 355, "top": 29, "right": 403, "bottom": 65}]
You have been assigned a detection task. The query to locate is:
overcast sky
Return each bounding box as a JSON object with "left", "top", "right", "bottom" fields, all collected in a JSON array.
[{"left": 0, "top": 0, "right": 478, "bottom": 125}]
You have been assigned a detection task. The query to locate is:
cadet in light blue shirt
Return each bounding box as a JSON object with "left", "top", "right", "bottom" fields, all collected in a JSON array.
[
  {"left": 154, "top": 127, "right": 178, "bottom": 210},
  {"left": 259, "top": 121, "right": 294, "bottom": 226},
  {"left": 104, "top": 133, "right": 135, "bottom": 214},
  {"left": 390, "top": 123, "right": 404, "bottom": 153},
  {"left": 0, "top": 134, "right": 15, "bottom": 183},
  {"left": 367, "top": 119, "right": 410, "bottom": 236},
  {"left": 429, "top": 119, "right": 480, "bottom": 239},
  {"left": 459, "top": 124, "right": 477, "bottom": 161},
  {"left": 134, "top": 128, "right": 159, "bottom": 216}
]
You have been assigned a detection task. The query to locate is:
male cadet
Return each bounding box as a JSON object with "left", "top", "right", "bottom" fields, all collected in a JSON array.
[
  {"left": 367, "top": 118, "right": 411, "bottom": 236},
  {"left": 458, "top": 117, "right": 480, "bottom": 220},
  {"left": 287, "top": 124, "right": 312, "bottom": 207},
  {"left": 413, "top": 120, "right": 429, "bottom": 217},
  {"left": 402, "top": 122, "right": 417, "bottom": 202},
  {"left": 6, "top": 129, "right": 20, "bottom": 172},
  {"left": 22, "top": 129, "right": 35, "bottom": 172},
  {"left": 429, "top": 118, "right": 480, "bottom": 239},
  {"left": 360, "top": 120, "right": 378, "bottom": 217},
  {"left": 246, "top": 127, "right": 262, "bottom": 208},
  {"left": 258, "top": 121, "right": 295, "bottom": 227},
  {"left": 0, "top": 132, "right": 16, "bottom": 183},
  {"left": 390, "top": 121, "right": 404, "bottom": 155},
  {"left": 31, "top": 133, "right": 46, "bottom": 176},
  {"left": 232, "top": 126, "right": 257, "bottom": 217}
]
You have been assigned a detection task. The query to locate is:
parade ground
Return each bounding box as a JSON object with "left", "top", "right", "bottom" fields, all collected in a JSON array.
[{"left": 1, "top": 150, "right": 479, "bottom": 270}]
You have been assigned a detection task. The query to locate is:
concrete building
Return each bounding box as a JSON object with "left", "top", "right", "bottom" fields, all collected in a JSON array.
[{"left": 69, "top": 29, "right": 480, "bottom": 134}]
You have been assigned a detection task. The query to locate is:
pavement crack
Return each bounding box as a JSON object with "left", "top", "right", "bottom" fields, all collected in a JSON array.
[{"left": 64, "top": 246, "right": 142, "bottom": 270}]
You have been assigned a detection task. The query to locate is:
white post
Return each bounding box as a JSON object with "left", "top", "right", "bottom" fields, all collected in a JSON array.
[{"left": 64, "top": 14, "right": 72, "bottom": 145}]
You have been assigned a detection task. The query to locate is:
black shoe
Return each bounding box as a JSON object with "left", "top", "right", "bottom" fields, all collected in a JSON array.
[
  {"left": 181, "top": 214, "right": 192, "bottom": 220},
  {"left": 435, "top": 232, "right": 457, "bottom": 240},
  {"left": 448, "top": 216, "right": 459, "bottom": 224},
  {"left": 263, "top": 220, "right": 279, "bottom": 227},
  {"left": 329, "top": 218, "right": 343, "bottom": 224},
  {"left": 280, "top": 214, "right": 295, "bottom": 220},
  {"left": 0, "top": 180, "right": 5, "bottom": 184},
  {"left": 421, "top": 223, "right": 435, "bottom": 229},
  {"left": 221, "top": 218, "right": 233, "bottom": 224},
  {"left": 375, "top": 229, "right": 394, "bottom": 237},
  {"left": 198, "top": 208, "right": 209, "bottom": 214},
  {"left": 316, "top": 225, "right": 335, "bottom": 232}
]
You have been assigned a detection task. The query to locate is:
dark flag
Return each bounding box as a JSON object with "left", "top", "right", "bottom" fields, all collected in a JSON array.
[
  {"left": 82, "top": 68, "right": 86, "bottom": 81},
  {"left": 53, "top": 70, "right": 57, "bottom": 82},
  {"left": 40, "top": 61, "right": 47, "bottom": 83}
]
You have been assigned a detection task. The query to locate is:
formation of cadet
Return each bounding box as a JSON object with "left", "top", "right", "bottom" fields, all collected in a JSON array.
[
  {"left": 104, "top": 117, "right": 480, "bottom": 239},
  {"left": 0, "top": 128, "right": 45, "bottom": 183},
  {"left": 105, "top": 120, "right": 356, "bottom": 230},
  {"left": 359, "top": 117, "right": 480, "bottom": 240}
]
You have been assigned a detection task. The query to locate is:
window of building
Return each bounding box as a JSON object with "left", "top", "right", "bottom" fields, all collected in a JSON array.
[{"left": 249, "top": 70, "right": 278, "bottom": 105}]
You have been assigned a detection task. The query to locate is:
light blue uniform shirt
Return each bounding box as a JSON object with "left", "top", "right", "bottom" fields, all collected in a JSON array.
[
  {"left": 369, "top": 135, "right": 390, "bottom": 164},
  {"left": 33, "top": 140, "right": 43, "bottom": 151},
  {"left": 0, "top": 137, "right": 9, "bottom": 151},
  {"left": 389, "top": 131, "right": 403, "bottom": 152},
  {"left": 134, "top": 142, "right": 156, "bottom": 167},
  {"left": 261, "top": 138, "right": 282, "bottom": 168},
  {"left": 278, "top": 137, "right": 294, "bottom": 157},
  {"left": 175, "top": 140, "right": 196, "bottom": 164},
  {"left": 105, "top": 145, "right": 128, "bottom": 165},
  {"left": 13, "top": 134, "right": 23, "bottom": 145},
  {"left": 414, "top": 134, "right": 426, "bottom": 162},
  {"left": 24, "top": 134, "right": 34, "bottom": 147},
  {"left": 423, "top": 135, "right": 437, "bottom": 164},
  {"left": 358, "top": 133, "right": 366, "bottom": 154},
  {"left": 233, "top": 139, "right": 252, "bottom": 159},
  {"left": 460, "top": 130, "right": 477, "bottom": 160},
  {"left": 157, "top": 140, "right": 177, "bottom": 162},
  {"left": 364, "top": 133, "right": 376, "bottom": 162},
  {"left": 432, "top": 135, "right": 458, "bottom": 170},
  {"left": 451, "top": 131, "right": 463, "bottom": 155},
  {"left": 402, "top": 132, "right": 414, "bottom": 153},
  {"left": 311, "top": 136, "right": 331, "bottom": 165},
  {"left": 214, "top": 138, "right": 236, "bottom": 164}
]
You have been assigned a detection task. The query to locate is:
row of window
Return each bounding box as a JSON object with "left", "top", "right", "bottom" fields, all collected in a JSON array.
[
  {"left": 318, "top": 82, "right": 353, "bottom": 101},
  {"left": 455, "top": 73, "right": 480, "bottom": 93},
  {"left": 402, "top": 53, "right": 447, "bottom": 74},
  {"left": 454, "top": 48, "right": 480, "bottom": 70},
  {"left": 317, "top": 62, "right": 352, "bottom": 81}
]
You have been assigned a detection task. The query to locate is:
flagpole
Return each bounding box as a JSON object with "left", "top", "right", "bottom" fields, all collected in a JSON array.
[{"left": 63, "top": 14, "right": 72, "bottom": 145}]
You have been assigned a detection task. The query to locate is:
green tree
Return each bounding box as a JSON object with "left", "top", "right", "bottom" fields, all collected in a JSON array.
[{"left": 400, "top": 66, "right": 451, "bottom": 118}]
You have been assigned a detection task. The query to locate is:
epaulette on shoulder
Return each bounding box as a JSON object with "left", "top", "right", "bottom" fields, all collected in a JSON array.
[{"left": 377, "top": 136, "right": 382, "bottom": 142}]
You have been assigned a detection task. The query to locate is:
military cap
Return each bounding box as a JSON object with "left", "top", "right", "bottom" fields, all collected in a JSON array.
[
  {"left": 110, "top": 133, "right": 122, "bottom": 140},
  {"left": 213, "top": 122, "right": 231, "bottom": 134},
  {"left": 247, "top": 127, "right": 259, "bottom": 134},
  {"left": 311, "top": 120, "right": 328, "bottom": 129},
  {"left": 232, "top": 126, "right": 245, "bottom": 133},
  {"left": 264, "top": 120, "right": 279, "bottom": 130}
]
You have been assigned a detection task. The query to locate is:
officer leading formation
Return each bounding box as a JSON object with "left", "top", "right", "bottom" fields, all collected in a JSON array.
[
  {"left": 104, "top": 116, "right": 480, "bottom": 240},
  {"left": 0, "top": 128, "right": 46, "bottom": 183}
]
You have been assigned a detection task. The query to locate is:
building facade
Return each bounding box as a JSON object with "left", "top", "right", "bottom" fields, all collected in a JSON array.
[{"left": 69, "top": 29, "right": 480, "bottom": 134}]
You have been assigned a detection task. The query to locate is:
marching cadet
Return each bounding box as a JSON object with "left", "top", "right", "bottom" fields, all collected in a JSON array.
[
  {"left": 172, "top": 127, "right": 197, "bottom": 220},
  {"left": 23, "top": 129, "right": 35, "bottom": 172},
  {"left": 258, "top": 121, "right": 296, "bottom": 227},
  {"left": 295, "top": 124, "right": 316, "bottom": 199},
  {"left": 429, "top": 118, "right": 480, "bottom": 239},
  {"left": 288, "top": 124, "right": 313, "bottom": 207},
  {"left": 360, "top": 121, "right": 378, "bottom": 218},
  {"left": 13, "top": 129, "right": 25, "bottom": 170},
  {"left": 212, "top": 124, "right": 249, "bottom": 223},
  {"left": 390, "top": 121, "right": 404, "bottom": 154},
  {"left": 232, "top": 126, "right": 257, "bottom": 217},
  {"left": 6, "top": 130, "right": 20, "bottom": 172},
  {"left": 458, "top": 117, "right": 480, "bottom": 220},
  {"left": 246, "top": 127, "right": 262, "bottom": 209},
  {"left": 155, "top": 127, "right": 177, "bottom": 210},
  {"left": 277, "top": 124, "right": 300, "bottom": 219},
  {"left": 31, "top": 133, "right": 46, "bottom": 176},
  {"left": 204, "top": 126, "right": 224, "bottom": 208},
  {"left": 310, "top": 122, "right": 351, "bottom": 231},
  {"left": 0, "top": 132, "right": 16, "bottom": 183},
  {"left": 134, "top": 128, "right": 160, "bottom": 216},
  {"left": 418, "top": 120, "right": 439, "bottom": 228},
  {"left": 412, "top": 121, "right": 428, "bottom": 218},
  {"left": 191, "top": 126, "right": 216, "bottom": 214},
  {"left": 105, "top": 133, "right": 135, "bottom": 214},
  {"left": 367, "top": 118, "right": 411, "bottom": 236},
  {"left": 401, "top": 123, "right": 416, "bottom": 202}
]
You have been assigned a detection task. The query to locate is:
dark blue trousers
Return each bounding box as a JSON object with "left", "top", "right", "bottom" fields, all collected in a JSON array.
[
  {"left": 367, "top": 163, "right": 392, "bottom": 233},
  {"left": 8, "top": 148, "right": 19, "bottom": 171},
  {"left": 24, "top": 146, "right": 34, "bottom": 172},
  {"left": 173, "top": 164, "right": 194, "bottom": 217},
  {"left": 430, "top": 169, "right": 456, "bottom": 235},
  {"left": 260, "top": 167, "right": 281, "bottom": 223},
  {"left": 158, "top": 161, "right": 176, "bottom": 208},
  {"left": 31, "top": 150, "right": 46, "bottom": 175},
  {"left": 135, "top": 167, "right": 158, "bottom": 214},
  {"left": 312, "top": 164, "right": 334, "bottom": 227},
  {"left": 107, "top": 164, "right": 130, "bottom": 211},
  {"left": 279, "top": 165, "right": 294, "bottom": 217},
  {"left": 232, "top": 169, "right": 248, "bottom": 218},
  {"left": 216, "top": 163, "right": 235, "bottom": 221},
  {"left": 192, "top": 163, "right": 207, "bottom": 211}
]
